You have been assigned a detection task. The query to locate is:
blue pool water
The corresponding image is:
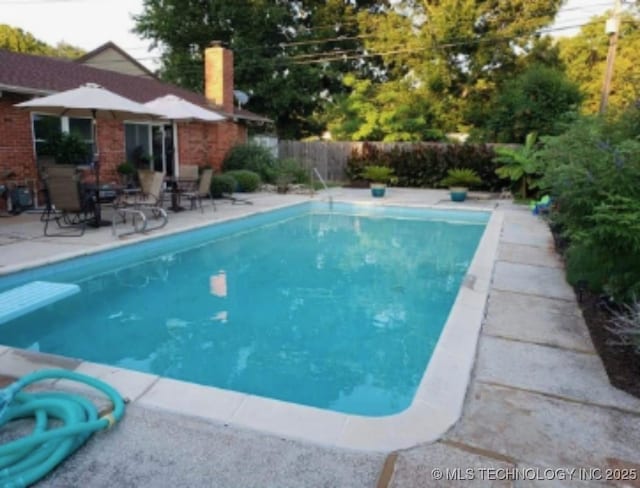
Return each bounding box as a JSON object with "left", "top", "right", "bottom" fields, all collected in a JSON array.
[{"left": 0, "top": 203, "right": 488, "bottom": 416}]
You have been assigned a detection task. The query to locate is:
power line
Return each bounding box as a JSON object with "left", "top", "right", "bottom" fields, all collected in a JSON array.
[
  {"left": 85, "top": 17, "right": 609, "bottom": 71},
  {"left": 72, "top": 4, "right": 636, "bottom": 74}
]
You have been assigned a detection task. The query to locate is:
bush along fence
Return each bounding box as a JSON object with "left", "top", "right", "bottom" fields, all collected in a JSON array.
[{"left": 278, "top": 141, "right": 505, "bottom": 191}]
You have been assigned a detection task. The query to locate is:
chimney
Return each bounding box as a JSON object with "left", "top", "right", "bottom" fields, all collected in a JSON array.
[{"left": 204, "top": 41, "right": 234, "bottom": 114}]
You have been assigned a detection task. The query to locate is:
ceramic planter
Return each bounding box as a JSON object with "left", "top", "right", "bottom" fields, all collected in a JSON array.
[
  {"left": 449, "top": 186, "right": 468, "bottom": 202},
  {"left": 371, "top": 183, "right": 386, "bottom": 198}
]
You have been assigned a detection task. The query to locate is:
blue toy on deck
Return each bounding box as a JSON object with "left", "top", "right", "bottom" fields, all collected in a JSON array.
[{"left": 530, "top": 195, "right": 552, "bottom": 215}]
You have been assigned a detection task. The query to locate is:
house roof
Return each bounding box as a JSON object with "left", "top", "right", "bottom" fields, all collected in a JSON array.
[
  {"left": 0, "top": 48, "right": 271, "bottom": 124},
  {"left": 75, "top": 41, "right": 156, "bottom": 79}
]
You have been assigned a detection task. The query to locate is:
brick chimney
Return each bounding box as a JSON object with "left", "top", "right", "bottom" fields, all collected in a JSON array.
[{"left": 204, "top": 41, "right": 234, "bottom": 114}]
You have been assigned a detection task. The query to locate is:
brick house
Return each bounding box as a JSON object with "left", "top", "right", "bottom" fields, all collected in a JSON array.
[{"left": 0, "top": 42, "right": 270, "bottom": 205}]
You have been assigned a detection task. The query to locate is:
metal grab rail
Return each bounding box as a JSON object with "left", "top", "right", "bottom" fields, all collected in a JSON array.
[{"left": 311, "top": 167, "right": 333, "bottom": 208}]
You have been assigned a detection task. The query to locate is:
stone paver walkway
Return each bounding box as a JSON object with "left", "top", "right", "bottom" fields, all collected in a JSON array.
[
  {"left": 0, "top": 190, "right": 638, "bottom": 487},
  {"left": 388, "top": 204, "right": 640, "bottom": 488}
]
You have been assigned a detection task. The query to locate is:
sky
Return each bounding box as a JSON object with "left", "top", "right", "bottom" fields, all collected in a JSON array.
[
  {"left": 1, "top": 0, "right": 159, "bottom": 68},
  {"left": 1, "top": 0, "right": 617, "bottom": 71}
]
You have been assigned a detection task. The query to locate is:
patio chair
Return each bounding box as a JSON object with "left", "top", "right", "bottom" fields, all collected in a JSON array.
[
  {"left": 164, "top": 165, "right": 199, "bottom": 211},
  {"left": 183, "top": 168, "right": 215, "bottom": 212},
  {"left": 178, "top": 165, "right": 199, "bottom": 182},
  {"left": 115, "top": 170, "right": 164, "bottom": 208},
  {"left": 42, "top": 165, "right": 95, "bottom": 236},
  {"left": 113, "top": 170, "right": 168, "bottom": 234}
]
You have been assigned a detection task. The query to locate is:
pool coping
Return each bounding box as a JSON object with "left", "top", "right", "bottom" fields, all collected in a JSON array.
[{"left": 0, "top": 199, "right": 503, "bottom": 452}]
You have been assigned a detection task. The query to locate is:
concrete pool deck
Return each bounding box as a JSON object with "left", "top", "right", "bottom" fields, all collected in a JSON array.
[{"left": 1, "top": 188, "right": 639, "bottom": 486}]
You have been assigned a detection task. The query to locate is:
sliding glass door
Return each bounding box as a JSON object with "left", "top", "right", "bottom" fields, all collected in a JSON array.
[{"left": 125, "top": 123, "right": 175, "bottom": 175}]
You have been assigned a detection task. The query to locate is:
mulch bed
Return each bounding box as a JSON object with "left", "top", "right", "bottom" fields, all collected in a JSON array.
[
  {"left": 551, "top": 224, "right": 640, "bottom": 399},
  {"left": 578, "top": 291, "right": 640, "bottom": 399}
]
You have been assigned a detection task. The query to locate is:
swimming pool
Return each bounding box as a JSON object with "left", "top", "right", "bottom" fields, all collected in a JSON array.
[{"left": 0, "top": 202, "right": 488, "bottom": 417}]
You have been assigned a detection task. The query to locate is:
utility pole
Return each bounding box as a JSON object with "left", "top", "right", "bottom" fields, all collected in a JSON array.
[{"left": 599, "top": 0, "right": 623, "bottom": 114}]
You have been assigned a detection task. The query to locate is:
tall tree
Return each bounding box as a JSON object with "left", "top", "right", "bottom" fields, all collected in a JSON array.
[
  {"left": 0, "top": 24, "right": 50, "bottom": 55},
  {"left": 558, "top": 12, "right": 640, "bottom": 115},
  {"left": 481, "top": 64, "right": 582, "bottom": 142},
  {"left": 134, "top": 0, "right": 374, "bottom": 138},
  {"left": 324, "top": 74, "right": 444, "bottom": 141},
  {"left": 329, "top": 0, "right": 565, "bottom": 140},
  {"left": 0, "top": 24, "right": 84, "bottom": 59}
]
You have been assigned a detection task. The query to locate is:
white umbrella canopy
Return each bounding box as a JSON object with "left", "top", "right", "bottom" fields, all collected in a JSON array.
[
  {"left": 144, "top": 94, "right": 226, "bottom": 122},
  {"left": 15, "top": 83, "right": 163, "bottom": 227},
  {"left": 15, "top": 83, "right": 162, "bottom": 120}
]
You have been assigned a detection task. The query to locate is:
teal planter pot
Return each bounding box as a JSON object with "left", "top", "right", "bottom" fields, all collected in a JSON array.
[
  {"left": 371, "top": 184, "right": 386, "bottom": 198},
  {"left": 449, "top": 187, "right": 467, "bottom": 202}
]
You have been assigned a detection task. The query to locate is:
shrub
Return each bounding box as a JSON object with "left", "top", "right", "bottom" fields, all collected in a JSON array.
[
  {"left": 41, "top": 132, "right": 90, "bottom": 165},
  {"left": 210, "top": 174, "right": 237, "bottom": 198},
  {"left": 494, "top": 132, "right": 542, "bottom": 198},
  {"left": 274, "top": 158, "right": 309, "bottom": 184},
  {"left": 345, "top": 142, "right": 502, "bottom": 191},
  {"left": 361, "top": 165, "right": 395, "bottom": 184},
  {"left": 538, "top": 115, "right": 640, "bottom": 301},
  {"left": 222, "top": 143, "right": 277, "bottom": 182},
  {"left": 440, "top": 168, "right": 482, "bottom": 188},
  {"left": 224, "top": 170, "right": 261, "bottom": 192},
  {"left": 116, "top": 162, "right": 136, "bottom": 176}
]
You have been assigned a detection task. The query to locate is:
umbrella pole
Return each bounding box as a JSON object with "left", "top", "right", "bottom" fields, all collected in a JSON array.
[{"left": 91, "top": 112, "right": 110, "bottom": 227}]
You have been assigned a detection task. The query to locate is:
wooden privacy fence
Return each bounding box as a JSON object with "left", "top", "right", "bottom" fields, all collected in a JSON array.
[
  {"left": 278, "top": 141, "right": 355, "bottom": 182},
  {"left": 278, "top": 141, "right": 464, "bottom": 182}
]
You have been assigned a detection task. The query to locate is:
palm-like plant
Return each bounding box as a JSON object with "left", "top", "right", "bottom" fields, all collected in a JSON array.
[
  {"left": 440, "top": 168, "right": 482, "bottom": 188},
  {"left": 494, "top": 132, "right": 541, "bottom": 199}
]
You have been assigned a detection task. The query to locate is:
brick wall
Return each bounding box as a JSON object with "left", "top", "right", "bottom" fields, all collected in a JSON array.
[
  {"left": 0, "top": 93, "right": 37, "bottom": 181},
  {"left": 0, "top": 93, "right": 38, "bottom": 210},
  {"left": 176, "top": 121, "right": 210, "bottom": 168},
  {"left": 96, "top": 120, "right": 125, "bottom": 184},
  {"left": 176, "top": 120, "right": 247, "bottom": 172},
  {"left": 208, "top": 121, "right": 247, "bottom": 170}
]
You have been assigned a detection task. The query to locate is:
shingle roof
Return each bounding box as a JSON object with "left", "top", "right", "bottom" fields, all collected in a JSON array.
[{"left": 0, "top": 48, "right": 271, "bottom": 123}]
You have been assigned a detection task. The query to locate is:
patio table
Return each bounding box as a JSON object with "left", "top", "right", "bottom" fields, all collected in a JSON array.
[{"left": 165, "top": 176, "right": 197, "bottom": 212}]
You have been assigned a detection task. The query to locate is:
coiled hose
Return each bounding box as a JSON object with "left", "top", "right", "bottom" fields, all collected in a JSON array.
[{"left": 0, "top": 369, "right": 125, "bottom": 487}]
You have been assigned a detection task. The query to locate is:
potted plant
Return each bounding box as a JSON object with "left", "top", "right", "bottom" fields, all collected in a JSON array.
[
  {"left": 440, "top": 168, "right": 482, "bottom": 202},
  {"left": 116, "top": 161, "right": 136, "bottom": 187},
  {"left": 361, "top": 165, "right": 395, "bottom": 198},
  {"left": 41, "top": 132, "right": 90, "bottom": 165}
]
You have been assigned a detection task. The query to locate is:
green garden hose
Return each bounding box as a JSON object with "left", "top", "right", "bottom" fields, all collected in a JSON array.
[{"left": 0, "top": 369, "right": 125, "bottom": 487}]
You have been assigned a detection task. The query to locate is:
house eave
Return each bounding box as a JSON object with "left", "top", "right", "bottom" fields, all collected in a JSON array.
[{"left": 0, "top": 84, "right": 55, "bottom": 97}]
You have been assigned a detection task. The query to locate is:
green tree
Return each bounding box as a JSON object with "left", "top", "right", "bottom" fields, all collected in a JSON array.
[
  {"left": 0, "top": 24, "right": 84, "bottom": 59},
  {"left": 134, "top": 0, "right": 375, "bottom": 139},
  {"left": 0, "top": 24, "right": 51, "bottom": 55},
  {"left": 351, "top": 0, "right": 564, "bottom": 136},
  {"left": 558, "top": 13, "right": 640, "bottom": 115},
  {"left": 324, "top": 74, "right": 443, "bottom": 141},
  {"left": 52, "top": 41, "right": 85, "bottom": 59},
  {"left": 483, "top": 64, "right": 582, "bottom": 142}
]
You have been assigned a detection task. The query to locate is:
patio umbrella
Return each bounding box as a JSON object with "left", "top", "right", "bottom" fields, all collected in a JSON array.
[
  {"left": 144, "top": 95, "right": 225, "bottom": 211},
  {"left": 144, "top": 95, "right": 226, "bottom": 122},
  {"left": 16, "top": 83, "right": 162, "bottom": 226}
]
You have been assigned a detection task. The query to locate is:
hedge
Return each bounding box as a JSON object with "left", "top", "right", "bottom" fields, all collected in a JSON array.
[{"left": 346, "top": 142, "right": 503, "bottom": 191}]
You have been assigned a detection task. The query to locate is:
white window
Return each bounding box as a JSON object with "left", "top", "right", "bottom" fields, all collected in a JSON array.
[{"left": 32, "top": 114, "right": 95, "bottom": 164}]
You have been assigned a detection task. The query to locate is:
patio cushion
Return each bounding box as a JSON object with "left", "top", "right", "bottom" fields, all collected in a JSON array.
[{"left": 0, "top": 281, "right": 80, "bottom": 325}]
